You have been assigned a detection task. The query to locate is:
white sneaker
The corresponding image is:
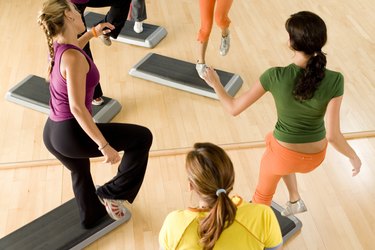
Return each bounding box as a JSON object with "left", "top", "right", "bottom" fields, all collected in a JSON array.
[
  {"left": 92, "top": 97, "right": 104, "bottom": 106},
  {"left": 95, "top": 185, "right": 128, "bottom": 221},
  {"left": 281, "top": 199, "right": 307, "bottom": 216},
  {"left": 99, "top": 35, "right": 112, "bottom": 46},
  {"left": 220, "top": 33, "right": 230, "bottom": 56},
  {"left": 134, "top": 21, "right": 143, "bottom": 33},
  {"left": 196, "top": 63, "right": 207, "bottom": 79}
]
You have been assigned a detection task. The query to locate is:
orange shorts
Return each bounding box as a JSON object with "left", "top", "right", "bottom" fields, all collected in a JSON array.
[
  {"left": 252, "top": 133, "right": 327, "bottom": 206},
  {"left": 197, "top": 0, "right": 233, "bottom": 43}
]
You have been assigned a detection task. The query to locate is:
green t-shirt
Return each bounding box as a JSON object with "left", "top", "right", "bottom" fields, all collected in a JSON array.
[{"left": 260, "top": 64, "right": 344, "bottom": 143}]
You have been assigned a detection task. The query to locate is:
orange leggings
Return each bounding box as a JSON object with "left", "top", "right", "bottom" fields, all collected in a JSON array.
[
  {"left": 197, "top": 0, "right": 233, "bottom": 43},
  {"left": 252, "top": 133, "right": 327, "bottom": 206}
]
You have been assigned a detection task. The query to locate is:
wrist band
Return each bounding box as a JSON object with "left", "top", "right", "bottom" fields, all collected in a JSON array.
[
  {"left": 91, "top": 27, "right": 98, "bottom": 37},
  {"left": 98, "top": 142, "right": 108, "bottom": 150}
]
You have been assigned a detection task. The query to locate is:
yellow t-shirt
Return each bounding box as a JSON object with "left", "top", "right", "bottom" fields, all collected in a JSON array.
[{"left": 159, "top": 196, "right": 283, "bottom": 250}]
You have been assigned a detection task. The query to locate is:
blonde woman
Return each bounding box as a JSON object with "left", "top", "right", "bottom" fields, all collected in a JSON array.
[{"left": 38, "top": 0, "right": 152, "bottom": 229}]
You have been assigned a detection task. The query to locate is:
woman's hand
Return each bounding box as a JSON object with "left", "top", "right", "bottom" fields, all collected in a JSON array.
[
  {"left": 203, "top": 67, "right": 221, "bottom": 89},
  {"left": 350, "top": 155, "right": 362, "bottom": 176},
  {"left": 101, "top": 144, "right": 121, "bottom": 165},
  {"left": 93, "top": 22, "right": 115, "bottom": 36}
]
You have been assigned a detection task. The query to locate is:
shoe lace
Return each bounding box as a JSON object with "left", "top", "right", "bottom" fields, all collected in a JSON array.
[{"left": 283, "top": 202, "right": 293, "bottom": 214}]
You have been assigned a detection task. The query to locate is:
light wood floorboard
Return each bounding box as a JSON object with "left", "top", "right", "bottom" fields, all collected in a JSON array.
[
  {"left": 0, "top": 0, "right": 374, "bottom": 249},
  {"left": 1, "top": 138, "right": 375, "bottom": 249},
  {"left": 0, "top": 0, "right": 374, "bottom": 162}
]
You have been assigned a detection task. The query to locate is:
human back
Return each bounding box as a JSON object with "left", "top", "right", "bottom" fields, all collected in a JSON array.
[
  {"left": 160, "top": 198, "right": 282, "bottom": 250},
  {"left": 262, "top": 65, "right": 343, "bottom": 142},
  {"left": 159, "top": 143, "right": 283, "bottom": 250},
  {"left": 264, "top": 11, "right": 342, "bottom": 153},
  {"left": 49, "top": 43, "right": 99, "bottom": 121}
]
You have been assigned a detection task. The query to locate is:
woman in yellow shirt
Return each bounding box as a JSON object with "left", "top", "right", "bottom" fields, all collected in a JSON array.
[{"left": 159, "top": 142, "right": 283, "bottom": 250}]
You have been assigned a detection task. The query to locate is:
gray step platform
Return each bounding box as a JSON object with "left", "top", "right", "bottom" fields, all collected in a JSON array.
[
  {"left": 271, "top": 201, "right": 302, "bottom": 242},
  {"left": 0, "top": 201, "right": 299, "bottom": 249},
  {"left": 84, "top": 12, "right": 167, "bottom": 48},
  {"left": 5, "top": 75, "right": 122, "bottom": 123},
  {"left": 0, "top": 198, "right": 131, "bottom": 250},
  {"left": 129, "top": 53, "right": 243, "bottom": 99}
]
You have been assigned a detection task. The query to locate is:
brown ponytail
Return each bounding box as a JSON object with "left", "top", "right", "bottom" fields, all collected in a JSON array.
[
  {"left": 293, "top": 50, "right": 327, "bottom": 101},
  {"left": 186, "top": 143, "right": 237, "bottom": 250},
  {"left": 285, "top": 11, "right": 328, "bottom": 101}
]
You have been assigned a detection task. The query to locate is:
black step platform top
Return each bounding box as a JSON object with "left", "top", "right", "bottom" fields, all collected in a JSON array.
[
  {"left": 0, "top": 198, "right": 116, "bottom": 250},
  {"left": 271, "top": 205, "right": 297, "bottom": 237},
  {"left": 9, "top": 75, "right": 113, "bottom": 117},
  {"left": 136, "top": 53, "right": 233, "bottom": 92},
  {"left": 84, "top": 12, "right": 158, "bottom": 41}
]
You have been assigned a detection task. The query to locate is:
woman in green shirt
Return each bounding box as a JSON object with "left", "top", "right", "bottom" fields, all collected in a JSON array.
[{"left": 202, "top": 11, "right": 361, "bottom": 216}]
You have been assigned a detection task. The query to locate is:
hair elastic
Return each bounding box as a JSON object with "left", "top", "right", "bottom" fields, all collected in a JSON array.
[{"left": 216, "top": 189, "right": 226, "bottom": 197}]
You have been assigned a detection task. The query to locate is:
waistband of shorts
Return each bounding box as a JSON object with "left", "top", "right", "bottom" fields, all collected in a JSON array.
[{"left": 266, "top": 132, "right": 327, "bottom": 160}]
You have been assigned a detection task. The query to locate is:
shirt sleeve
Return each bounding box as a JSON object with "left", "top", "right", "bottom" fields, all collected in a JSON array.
[
  {"left": 259, "top": 68, "right": 275, "bottom": 92},
  {"left": 331, "top": 72, "right": 344, "bottom": 98},
  {"left": 263, "top": 207, "right": 283, "bottom": 248},
  {"left": 159, "top": 213, "right": 172, "bottom": 250}
]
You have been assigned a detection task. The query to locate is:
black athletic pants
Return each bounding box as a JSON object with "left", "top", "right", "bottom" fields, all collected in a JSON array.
[
  {"left": 75, "top": 0, "right": 132, "bottom": 99},
  {"left": 43, "top": 118, "right": 152, "bottom": 228}
]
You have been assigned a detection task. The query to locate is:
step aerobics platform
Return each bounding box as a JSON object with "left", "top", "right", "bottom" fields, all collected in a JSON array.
[
  {"left": 84, "top": 12, "right": 167, "bottom": 48},
  {"left": 129, "top": 53, "right": 243, "bottom": 99},
  {"left": 0, "top": 198, "right": 131, "bottom": 250},
  {"left": 271, "top": 201, "right": 302, "bottom": 242},
  {"left": 5, "top": 75, "right": 122, "bottom": 123}
]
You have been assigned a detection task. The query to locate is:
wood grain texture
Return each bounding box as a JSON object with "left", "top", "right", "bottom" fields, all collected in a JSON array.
[
  {"left": 0, "top": 0, "right": 374, "bottom": 163},
  {"left": 0, "top": 0, "right": 374, "bottom": 249},
  {"left": 1, "top": 138, "right": 374, "bottom": 249}
]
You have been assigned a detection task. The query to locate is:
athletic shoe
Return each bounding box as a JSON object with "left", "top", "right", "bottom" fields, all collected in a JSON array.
[
  {"left": 196, "top": 63, "right": 207, "bottom": 79},
  {"left": 134, "top": 21, "right": 143, "bottom": 33},
  {"left": 219, "top": 33, "right": 230, "bottom": 56},
  {"left": 96, "top": 185, "right": 128, "bottom": 221},
  {"left": 99, "top": 34, "right": 112, "bottom": 46},
  {"left": 281, "top": 199, "right": 307, "bottom": 216},
  {"left": 92, "top": 97, "right": 104, "bottom": 106}
]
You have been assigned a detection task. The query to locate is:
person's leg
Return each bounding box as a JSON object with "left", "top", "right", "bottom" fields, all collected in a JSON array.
[
  {"left": 43, "top": 119, "right": 106, "bottom": 228},
  {"left": 87, "top": 0, "right": 132, "bottom": 39},
  {"left": 282, "top": 173, "right": 301, "bottom": 202},
  {"left": 261, "top": 133, "right": 327, "bottom": 215},
  {"left": 280, "top": 173, "right": 308, "bottom": 216},
  {"left": 214, "top": 0, "right": 232, "bottom": 35},
  {"left": 95, "top": 123, "right": 153, "bottom": 202},
  {"left": 46, "top": 119, "right": 153, "bottom": 200},
  {"left": 253, "top": 133, "right": 299, "bottom": 206},
  {"left": 252, "top": 145, "right": 283, "bottom": 206},
  {"left": 196, "top": 0, "right": 215, "bottom": 78},
  {"left": 197, "top": 42, "right": 209, "bottom": 65},
  {"left": 130, "top": 0, "right": 147, "bottom": 33},
  {"left": 74, "top": 2, "right": 104, "bottom": 102},
  {"left": 214, "top": 0, "right": 233, "bottom": 56},
  {"left": 197, "top": 0, "right": 215, "bottom": 63},
  {"left": 131, "top": 0, "right": 147, "bottom": 21}
]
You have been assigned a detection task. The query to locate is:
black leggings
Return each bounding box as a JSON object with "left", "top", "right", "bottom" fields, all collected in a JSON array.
[
  {"left": 43, "top": 118, "right": 152, "bottom": 228},
  {"left": 75, "top": 0, "right": 132, "bottom": 99},
  {"left": 76, "top": 0, "right": 132, "bottom": 39}
]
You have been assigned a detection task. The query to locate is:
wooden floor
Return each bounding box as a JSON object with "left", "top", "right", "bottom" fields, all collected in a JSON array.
[
  {"left": 1, "top": 139, "right": 375, "bottom": 249},
  {"left": 0, "top": 0, "right": 375, "bottom": 249}
]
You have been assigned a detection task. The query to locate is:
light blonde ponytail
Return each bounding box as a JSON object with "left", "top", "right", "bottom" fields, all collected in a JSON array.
[{"left": 37, "top": 0, "right": 70, "bottom": 79}]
